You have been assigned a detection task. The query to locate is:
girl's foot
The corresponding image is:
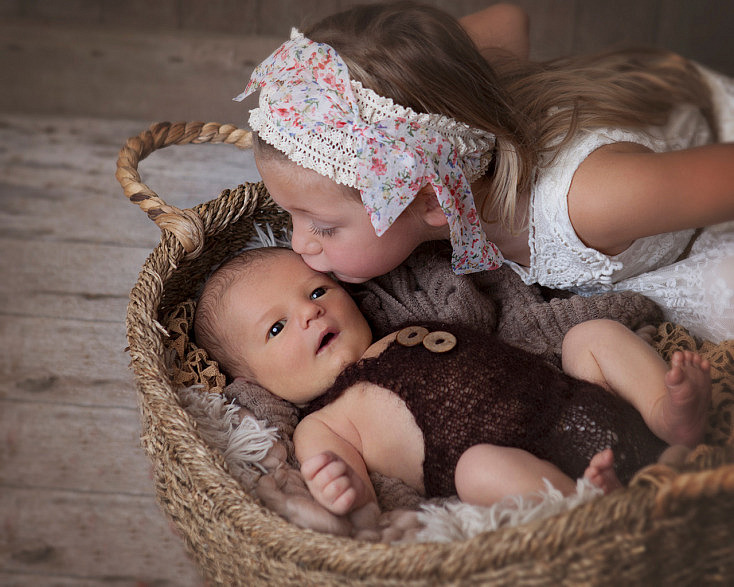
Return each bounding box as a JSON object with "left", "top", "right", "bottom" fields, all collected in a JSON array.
[
  {"left": 655, "top": 351, "right": 711, "bottom": 448},
  {"left": 584, "top": 448, "right": 622, "bottom": 494}
]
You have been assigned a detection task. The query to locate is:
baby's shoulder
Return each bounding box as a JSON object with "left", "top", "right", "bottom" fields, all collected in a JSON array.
[{"left": 296, "top": 380, "right": 402, "bottom": 450}]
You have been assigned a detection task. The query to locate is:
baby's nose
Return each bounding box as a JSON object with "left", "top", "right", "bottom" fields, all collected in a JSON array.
[{"left": 298, "top": 299, "right": 324, "bottom": 327}]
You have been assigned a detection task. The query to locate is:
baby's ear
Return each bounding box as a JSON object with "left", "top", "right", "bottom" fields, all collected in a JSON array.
[{"left": 416, "top": 185, "right": 447, "bottom": 228}]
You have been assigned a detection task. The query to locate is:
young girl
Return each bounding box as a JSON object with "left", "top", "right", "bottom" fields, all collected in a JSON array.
[
  {"left": 236, "top": 1, "right": 734, "bottom": 343},
  {"left": 193, "top": 247, "right": 711, "bottom": 514}
]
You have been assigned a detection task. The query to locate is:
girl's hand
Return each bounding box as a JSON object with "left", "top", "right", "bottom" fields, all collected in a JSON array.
[{"left": 300, "top": 451, "right": 369, "bottom": 515}]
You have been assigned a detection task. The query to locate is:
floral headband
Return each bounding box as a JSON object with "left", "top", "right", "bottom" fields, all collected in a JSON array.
[{"left": 235, "top": 29, "right": 503, "bottom": 273}]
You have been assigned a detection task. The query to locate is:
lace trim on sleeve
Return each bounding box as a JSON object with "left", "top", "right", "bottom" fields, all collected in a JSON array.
[{"left": 511, "top": 120, "right": 709, "bottom": 290}]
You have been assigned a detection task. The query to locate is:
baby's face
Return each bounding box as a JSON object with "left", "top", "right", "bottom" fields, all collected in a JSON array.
[
  {"left": 225, "top": 249, "right": 373, "bottom": 404},
  {"left": 255, "top": 156, "right": 427, "bottom": 283}
]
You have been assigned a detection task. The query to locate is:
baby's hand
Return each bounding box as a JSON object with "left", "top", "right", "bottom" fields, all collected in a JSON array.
[{"left": 300, "top": 451, "right": 367, "bottom": 516}]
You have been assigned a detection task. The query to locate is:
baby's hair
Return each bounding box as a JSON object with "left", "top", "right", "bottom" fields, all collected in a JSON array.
[
  {"left": 302, "top": 1, "right": 715, "bottom": 231},
  {"left": 194, "top": 246, "right": 291, "bottom": 379}
]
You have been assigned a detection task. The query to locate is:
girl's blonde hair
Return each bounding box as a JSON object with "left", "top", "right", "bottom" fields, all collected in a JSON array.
[{"left": 305, "top": 1, "right": 715, "bottom": 232}]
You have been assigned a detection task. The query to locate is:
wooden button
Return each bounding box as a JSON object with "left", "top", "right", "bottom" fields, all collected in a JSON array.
[
  {"left": 422, "top": 331, "right": 456, "bottom": 353},
  {"left": 396, "top": 326, "right": 429, "bottom": 347}
]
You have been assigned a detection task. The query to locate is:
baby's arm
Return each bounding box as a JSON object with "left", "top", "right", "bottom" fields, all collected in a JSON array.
[
  {"left": 568, "top": 142, "right": 734, "bottom": 255},
  {"left": 294, "top": 414, "right": 377, "bottom": 516},
  {"left": 459, "top": 3, "right": 530, "bottom": 60}
]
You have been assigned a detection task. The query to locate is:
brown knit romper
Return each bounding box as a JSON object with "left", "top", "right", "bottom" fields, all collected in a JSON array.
[{"left": 303, "top": 323, "right": 667, "bottom": 498}]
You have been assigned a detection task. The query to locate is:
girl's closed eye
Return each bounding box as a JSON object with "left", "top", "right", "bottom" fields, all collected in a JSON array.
[{"left": 309, "top": 223, "right": 336, "bottom": 238}]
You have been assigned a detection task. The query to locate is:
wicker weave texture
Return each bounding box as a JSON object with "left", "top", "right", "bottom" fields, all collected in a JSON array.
[{"left": 118, "top": 122, "right": 734, "bottom": 586}]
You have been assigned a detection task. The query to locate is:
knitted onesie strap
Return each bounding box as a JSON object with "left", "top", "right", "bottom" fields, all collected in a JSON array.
[{"left": 235, "top": 29, "right": 502, "bottom": 274}]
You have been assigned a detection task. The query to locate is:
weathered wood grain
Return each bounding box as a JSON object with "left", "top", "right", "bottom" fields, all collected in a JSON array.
[
  {"left": 0, "top": 237, "right": 148, "bottom": 322},
  {"left": 0, "top": 400, "right": 152, "bottom": 494},
  {"left": 0, "top": 487, "right": 203, "bottom": 585},
  {"left": 0, "top": 114, "right": 261, "bottom": 249},
  {"left": 0, "top": 316, "right": 133, "bottom": 406},
  {"left": 0, "top": 21, "right": 280, "bottom": 122},
  {"left": 0, "top": 113, "right": 242, "bottom": 585}
]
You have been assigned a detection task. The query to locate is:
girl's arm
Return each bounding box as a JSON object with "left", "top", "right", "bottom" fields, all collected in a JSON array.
[
  {"left": 294, "top": 414, "right": 377, "bottom": 515},
  {"left": 459, "top": 3, "right": 530, "bottom": 60},
  {"left": 568, "top": 142, "right": 734, "bottom": 255}
]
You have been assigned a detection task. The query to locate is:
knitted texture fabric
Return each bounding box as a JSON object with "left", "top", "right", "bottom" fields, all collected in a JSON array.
[
  {"left": 225, "top": 243, "right": 664, "bottom": 476},
  {"left": 236, "top": 380, "right": 299, "bottom": 465},
  {"left": 349, "top": 243, "right": 663, "bottom": 368},
  {"left": 303, "top": 323, "right": 667, "bottom": 497}
]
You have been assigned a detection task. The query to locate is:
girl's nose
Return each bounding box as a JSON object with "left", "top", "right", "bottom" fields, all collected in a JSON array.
[{"left": 291, "top": 222, "right": 323, "bottom": 256}]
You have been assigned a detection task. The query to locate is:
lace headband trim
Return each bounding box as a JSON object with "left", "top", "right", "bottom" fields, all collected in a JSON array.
[{"left": 235, "top": 28, "right": 502, "bottom": 273}]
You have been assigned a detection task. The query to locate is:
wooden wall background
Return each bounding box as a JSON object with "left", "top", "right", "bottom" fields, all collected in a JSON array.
[
  {"left": 1, "top": 0, "right": 733, "bottom": 122},
  {"left": 1, "top": 1, "right": 732, "bottom": 585}
]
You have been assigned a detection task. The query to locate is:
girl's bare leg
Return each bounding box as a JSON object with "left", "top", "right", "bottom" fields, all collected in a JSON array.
[{"left": 562, "top": 320, "right": 711, "bottom": 448}]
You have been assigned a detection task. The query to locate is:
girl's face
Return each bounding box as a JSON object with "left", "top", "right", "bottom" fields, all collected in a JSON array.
[{"left": 256, "top": 157, "right": 434, "bottom": 283}]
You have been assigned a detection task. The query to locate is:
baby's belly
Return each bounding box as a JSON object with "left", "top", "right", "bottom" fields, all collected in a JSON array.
[{"left": 347, "top": 383, "right": 426, "bottom": 494}]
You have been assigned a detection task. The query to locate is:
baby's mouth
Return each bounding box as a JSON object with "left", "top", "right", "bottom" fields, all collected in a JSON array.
[{"left": 317, "top": 331, "right": 337, "bottom": 353}]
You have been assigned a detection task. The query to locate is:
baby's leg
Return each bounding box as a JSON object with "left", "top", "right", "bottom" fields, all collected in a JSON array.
[
  {"left": 562, "top": 319, "right": 711, "bottom": 448},
  {"left": 455, "top": 444, "right": 577, "bottom": 506}
]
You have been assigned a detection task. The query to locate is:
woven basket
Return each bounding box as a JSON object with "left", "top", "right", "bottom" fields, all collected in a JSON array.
[{"left": 116, "top": 121, "right": 734, "bottom": 586}]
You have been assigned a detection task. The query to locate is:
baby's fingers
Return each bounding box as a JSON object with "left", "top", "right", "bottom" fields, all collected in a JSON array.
[
  {"left": 301, "top": 452, "right": 357, "bottom": 514},
  {"left": 300, "top": 452, "right": 336, "bottom": 481}
]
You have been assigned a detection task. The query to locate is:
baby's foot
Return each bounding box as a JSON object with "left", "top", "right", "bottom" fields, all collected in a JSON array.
[
  {"left": 584, "top": 448, "right": 622, "bottom": 494},
  {"left": 656, "top": 351, "right": 712, "bottom": 448}
]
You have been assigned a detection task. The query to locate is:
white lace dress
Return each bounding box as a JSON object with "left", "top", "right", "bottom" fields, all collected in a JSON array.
[{"left": 506, "top": 66, "right": 734, "bottom": 342}]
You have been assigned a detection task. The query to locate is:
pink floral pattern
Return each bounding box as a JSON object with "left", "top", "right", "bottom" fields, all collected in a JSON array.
[{"left": 236, "top": 29, "right": 502, "bottom": 273}]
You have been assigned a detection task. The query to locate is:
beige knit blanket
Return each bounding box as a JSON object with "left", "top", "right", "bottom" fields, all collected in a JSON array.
[{"left": 165, "top": 244, "right": 734, "bottom": 541}]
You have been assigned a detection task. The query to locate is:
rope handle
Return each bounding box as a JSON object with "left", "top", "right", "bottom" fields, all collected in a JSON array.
[{"left": 115, "top": 121, "right": 254, "bottom": 257}]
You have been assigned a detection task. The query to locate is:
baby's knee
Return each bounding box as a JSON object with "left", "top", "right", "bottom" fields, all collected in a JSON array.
[
  {"left": 563, "top": 319, "right": 620, "bottom": 357},
  {"left": 454, "top": 444, "right": 518, "bottom": 505}
]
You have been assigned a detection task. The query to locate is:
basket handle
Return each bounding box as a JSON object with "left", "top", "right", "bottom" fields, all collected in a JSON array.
[{"left": 115, "top": 121, "right": 254, "bottom": 257}]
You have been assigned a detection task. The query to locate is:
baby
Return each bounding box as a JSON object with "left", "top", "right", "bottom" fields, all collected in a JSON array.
[{"left": 194, "top": 247, "right": 711, "bottom": 515}]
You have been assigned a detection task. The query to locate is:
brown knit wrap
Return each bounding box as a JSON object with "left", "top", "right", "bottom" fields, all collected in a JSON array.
[
  {"left": 349, "top": 243, "right": 663, "bottom": 367},
  {"left": 303, "top": 323, "right": 667, "bottom": 497}
]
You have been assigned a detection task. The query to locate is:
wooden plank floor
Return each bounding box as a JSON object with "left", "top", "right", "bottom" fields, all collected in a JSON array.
[{"left": 0, "top": 113, "right": 261, "bottom": 585}]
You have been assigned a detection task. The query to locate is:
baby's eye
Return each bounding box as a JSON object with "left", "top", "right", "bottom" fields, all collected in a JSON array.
[
  {"left": 310, "top": 287, "right": 326, "bottom": 300},
  {"left": 268, "top": 320, "right": 285, "bottom": 339},
  {"left": 309, "top": 223, "right": 336, "bottom": 238}
]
